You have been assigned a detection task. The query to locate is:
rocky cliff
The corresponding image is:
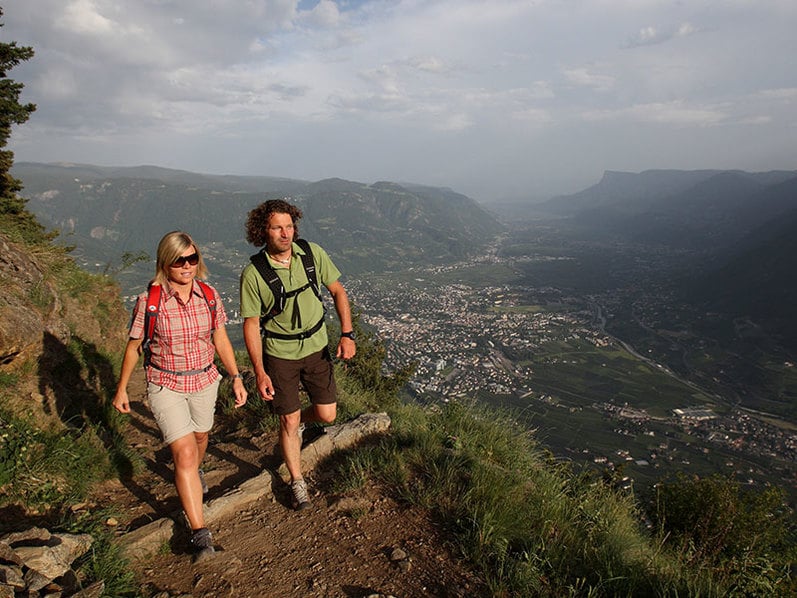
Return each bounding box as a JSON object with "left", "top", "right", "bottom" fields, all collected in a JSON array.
[{"left": 0, "top": 230, "right": 128, "bottom": 422}]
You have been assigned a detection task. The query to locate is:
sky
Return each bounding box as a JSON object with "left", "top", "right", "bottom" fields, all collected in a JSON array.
[{"left": 3, "top": 0, "right": 797, "bottom": 202}]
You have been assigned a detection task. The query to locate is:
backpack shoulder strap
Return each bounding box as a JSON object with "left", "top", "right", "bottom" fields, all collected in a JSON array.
[
  {"left": 295, "top": 238, "right": 321, "bottom": 301},
  {"left": 250, "top": 250, "right": 286, "bottom": 320},
  {"left": 142, "top": 284, "right": 162, "bottom": 366},
  {"left": 195, "top": 280, "right": 218, "bottom": 332}
]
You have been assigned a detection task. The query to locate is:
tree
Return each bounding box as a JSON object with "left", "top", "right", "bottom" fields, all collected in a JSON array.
[{"left": 0, "top": 6, "right": 41, "bottom": 242}]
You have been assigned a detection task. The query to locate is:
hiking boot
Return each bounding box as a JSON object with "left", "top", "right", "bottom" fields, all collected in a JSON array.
[
  {"left": 190, "top": 527, "right": 215, "bottom": 562},
  {"left": 291, "top": 478, "right": 311, "bottom": 511},
  {"left": 198, "top": 468, "right": 208, "bottom": 495}
]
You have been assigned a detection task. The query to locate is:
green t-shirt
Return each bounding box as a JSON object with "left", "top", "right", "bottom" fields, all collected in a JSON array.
[{"left": 240, "top": 240, "right": 341, "bottom": 360}]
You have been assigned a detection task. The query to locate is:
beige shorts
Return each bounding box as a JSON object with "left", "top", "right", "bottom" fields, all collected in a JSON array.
[{"left": 147, "top": 379, "right": 220, "bottom": 445}]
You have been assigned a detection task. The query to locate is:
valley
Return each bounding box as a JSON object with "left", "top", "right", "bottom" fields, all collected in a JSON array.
[
  {"left": 15, "top": 162, "right": 797, "bottom": 505},
  {"left": 344, "top": 233, "right": 797, "bottom": 504},
  {"left": 101, "top": 226, "right": 797, "bottom": 505}
]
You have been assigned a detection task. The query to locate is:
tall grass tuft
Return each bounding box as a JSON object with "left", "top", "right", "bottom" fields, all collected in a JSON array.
[
  {"left": 324, "top": 394, "right": 793, "bottom": 596},
  {"left": 0, "top": 409, "right": 115, "bottom": 510}
]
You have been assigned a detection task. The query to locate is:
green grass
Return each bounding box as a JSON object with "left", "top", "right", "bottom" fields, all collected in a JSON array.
[
  {"left": 526, "top": 339, "right": 716, "bottom": 415},
  {"left": 60, "top": 508, "right": 139, "bottom": 596},
  {"left": 0, "top": 371, "right": 17, "bottom": 387},
  {"left": 1, "top": 210, "right": 141, "bottom": 594},
  {"left": 325, "top": 397, "right": 795, "bottom": 596},
  {"left": 0, "top": 409, "right": 115, "bottom": 509}
]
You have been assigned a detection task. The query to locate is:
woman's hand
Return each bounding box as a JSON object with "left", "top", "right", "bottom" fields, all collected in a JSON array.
[{"left": 112, "top": 389, "right": 131, "bottom": 413}]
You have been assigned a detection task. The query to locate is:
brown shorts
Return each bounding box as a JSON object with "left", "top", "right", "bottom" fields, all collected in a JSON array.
[{"left": 265, "top": 348, "right": 337, "bottom": 415}]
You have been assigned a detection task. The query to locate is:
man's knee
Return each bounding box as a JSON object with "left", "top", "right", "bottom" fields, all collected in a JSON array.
[
  {"left": 315, "top": 403, "right": 336, "bottom": 424},
  {"left": 280, "top": 410, "right": 301, "bottom": 432}
]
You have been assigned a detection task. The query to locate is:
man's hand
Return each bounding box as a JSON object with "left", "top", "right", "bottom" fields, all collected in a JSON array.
[
  {"left": 257, "top": 371, "right": 275, "bottom": 401},
  {"left": 336, "top": 337, "right": 356, "bottom": 360}
]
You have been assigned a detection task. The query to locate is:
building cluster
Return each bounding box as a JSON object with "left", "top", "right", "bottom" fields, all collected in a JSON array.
[
  {"left": 343, "top": 255, "right": 796, "bottom": 490},
  {"left": 593, "top": 400, "right": 797, "bottom": 480},
  {"left": 120, "top": 246, "right": 795, "bottom": 492}
]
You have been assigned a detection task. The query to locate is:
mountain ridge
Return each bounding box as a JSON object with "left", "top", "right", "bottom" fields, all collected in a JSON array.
[
  {"left": 12, "top": 162, "right": 503, "bottom": 276},
  {"left": 523, "top": 168, "right": 797, "bottom": 352},
  {"left": 544, "top": 168, "right": 797, "bottom": 217}
]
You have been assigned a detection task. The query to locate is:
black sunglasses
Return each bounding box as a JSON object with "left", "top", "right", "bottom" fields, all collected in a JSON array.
[{"left": 170, "top": 252, "right": 199, "bottom": 268}]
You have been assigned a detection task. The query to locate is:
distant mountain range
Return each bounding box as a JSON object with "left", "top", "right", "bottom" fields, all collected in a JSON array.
[
  {"left": 12, "top": 162, "right": 504, "bottom": 275},
  {"left": 541, "top": 169, "right": 797, "bottom": 249},
  {"left": 541, "top": 168, "right": 797, "bottom": 350},
  {"left": 13, "top": 162, "right": 797, "bottom": 351}
]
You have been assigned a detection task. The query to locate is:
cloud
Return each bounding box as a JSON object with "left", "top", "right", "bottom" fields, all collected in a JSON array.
[
  {"left": 298, "top": 0, "right": 342, "bottom": 28},
  {"left": 757, "top": 87, "right": 797, "bottom": 100},
  {"left": 407, "top": 56, "right": 449, "bottom": 75},
  {"left": 61, "top": 0, "right": 115, "bottom": 34},
  {"left": 4, "top": 0, "right": 797, "bottom": 200},
  {"left": 563, "top": 67, "right": 616, "bottom": 92},
  {"left": 511, "top": 107, "right": 552, "bottom": 125},
  {"left": 624, "top": 21, "right": 700, "bottom": 48},
  {"left": 582, "top": 101, "right": 728, "bottom": 126}
]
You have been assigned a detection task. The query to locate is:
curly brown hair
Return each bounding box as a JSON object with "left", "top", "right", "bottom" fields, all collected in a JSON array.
[{"left": 245, "top": 199, "right": 303, "bottom": 247}]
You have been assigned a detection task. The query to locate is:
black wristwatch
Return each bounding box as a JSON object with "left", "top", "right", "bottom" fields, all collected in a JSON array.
[{"left": 340, "top": 331, "right": 355, "bottom": 340}]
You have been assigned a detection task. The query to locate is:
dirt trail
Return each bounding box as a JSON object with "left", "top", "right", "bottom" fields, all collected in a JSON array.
[{"left": 93, "top": 369, "right": 483, "bottom": 597}]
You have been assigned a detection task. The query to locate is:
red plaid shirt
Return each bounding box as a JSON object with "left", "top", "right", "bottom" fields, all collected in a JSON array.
[{"left": 129, "top": 281, "right": 228, "bottom": 393}]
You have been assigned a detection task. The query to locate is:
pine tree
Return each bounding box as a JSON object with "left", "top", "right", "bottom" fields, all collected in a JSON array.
[{"left": 0, "top": 7, "right": 41, "bottom": 242}]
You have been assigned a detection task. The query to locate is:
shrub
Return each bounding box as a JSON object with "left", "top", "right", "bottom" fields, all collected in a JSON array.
[{"left": 652, "top": 473, "right": 796, "bottom": 594}]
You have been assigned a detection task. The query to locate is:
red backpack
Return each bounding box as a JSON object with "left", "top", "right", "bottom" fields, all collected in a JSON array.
[{"left": 141, "top": 281, "right": 217, "bottom": 367}]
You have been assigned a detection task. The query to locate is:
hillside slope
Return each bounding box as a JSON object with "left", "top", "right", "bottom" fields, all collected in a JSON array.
[
  {"left": 99, "top": 368, "right": 483, "bottom": 598},
  {"left": 12, "top": 162, "right": 504, "bottom": 276},
  {"left": 0, "top": 230, "right": 128, "bottom": 421}
]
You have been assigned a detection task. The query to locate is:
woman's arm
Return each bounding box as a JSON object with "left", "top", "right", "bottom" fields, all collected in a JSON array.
[{"left": 112, "top": 338, "right": 144, "bottom": 413}]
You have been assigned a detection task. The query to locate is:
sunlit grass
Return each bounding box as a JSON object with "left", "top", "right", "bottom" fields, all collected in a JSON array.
[{"left": 323, "top": 391, "right": 794, "bottom": 596}]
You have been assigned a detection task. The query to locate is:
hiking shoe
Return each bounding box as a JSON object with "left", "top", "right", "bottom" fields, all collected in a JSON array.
[
  {"left": 190, "top": 527, "right": 215, "bottom": 562},
  {"left": 291, "top": 478, "right": 311, "bottom": 511},
  {"left": 198, "top": 468, "right": 208, "bottom": 495}
]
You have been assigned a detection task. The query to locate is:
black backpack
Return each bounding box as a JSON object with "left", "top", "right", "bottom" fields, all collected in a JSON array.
[{"left": 249, "top": 238, "right": 324, "bottom": 340}]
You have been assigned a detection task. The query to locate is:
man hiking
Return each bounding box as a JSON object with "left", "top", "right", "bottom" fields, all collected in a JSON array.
[{"left": 240, "top": 199, "right": 356, "bottom": 510}]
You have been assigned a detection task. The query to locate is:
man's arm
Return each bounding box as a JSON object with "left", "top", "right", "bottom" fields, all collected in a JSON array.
[
  {"left": 326, "top": 280, "right": 356, "bottom": 360},
  {"left": 243, "top": 316, "right": 275, "bottom": 400}
]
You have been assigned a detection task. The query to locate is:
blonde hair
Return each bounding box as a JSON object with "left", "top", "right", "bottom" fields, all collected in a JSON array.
[{"left": 152, "top": 231, "right": 209, "bottom": 286}]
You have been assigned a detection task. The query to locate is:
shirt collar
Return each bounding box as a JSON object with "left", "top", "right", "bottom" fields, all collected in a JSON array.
[
  {"left": 162, "top": 280, "right": 204, "bottom": 299},
  {"left": 292, "top": 241, "right": 307, "bottom": 256}
]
